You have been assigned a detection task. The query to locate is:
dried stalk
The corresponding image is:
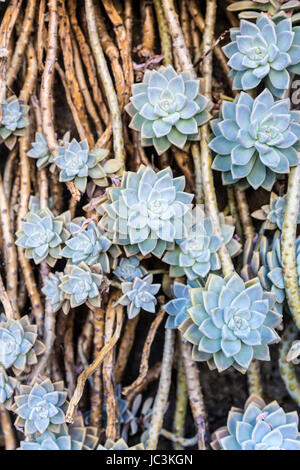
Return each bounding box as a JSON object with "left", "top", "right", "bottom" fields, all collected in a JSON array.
[
  {"left": 115, "top": 315, "right": 139, "bottom": 384},
  {"left": 282, "top": 165, "right": 300, "bottom": 329},
  {"left": 66, "top": 299, "right": 123, "bottom": 423},
  {"left": 146, "top": 328, "right": 175, "bottom": 450},
  {"left": 180, "top": 339, "right": 208, "bottom": 450},
  {"left": 90, "top": 307, "right": 105, "bottom": 428},
  {"left": 85, "top": 0, "right": 125, "bottom": 166},
  {"left": 122, "top": 308, "right": 165, "bottom": 401}
]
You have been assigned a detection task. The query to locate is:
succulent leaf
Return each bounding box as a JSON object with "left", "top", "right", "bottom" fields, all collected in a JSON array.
[{"left": 97, "top": 438, "right": 145, "bottom": 450}]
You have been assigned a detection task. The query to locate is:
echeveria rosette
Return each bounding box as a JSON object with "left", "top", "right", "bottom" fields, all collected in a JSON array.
[
  {"left": 62, "top": 217, "right": 112, "bottom": 272},
  {"left": 0, "top": 95, "right": 28, "bottom": 148},
  {"left": 211, "top": 394, "right": 300, "bottom": 450},
  {"left": 210, "top": 89, "right": 300, "bottom": 190},
  {"left": 125, "top": 65, "right": 211, "bottom": 155},
  {"left": 99, "top": 165, "right": 193, "bottom": 258},
  {"left": 223, "top": 15, "right": 300, "bottom": 98},
  {"left": 15, "top": 198, "right": 71, "bottom": 266},
  {"left": 119, "top": 274, "right": 161, "bottom": 319},
  {"left": 55, "top": 138, "right": 119, "bottom": 193},
  {"left": 19, "top": 416, "right": 99, "bottom": 450},
  {"left": 179, "top": 273, "right": 282, "bottom": 373},
  {"left": 113, "top": 256, "right": 147, "bottom": 282},
  {"left": 163, "top": 217, "right": 221, "bottom": 280},
  {"left": 60, "top": 262, "right": 108, "bottom": 312},
  {"left": 0, "top": 366, "right": 17, "bottom": 409},
  {"left": 0, "top": 314, "right": 45, "bottom": 375},
  {"left": 13, "top": 378, "right": 68, "bottom": 435},
  {"left": 27, "top": 133, "right": 53, "bottom": 169},
  {"left": 97, "top": 439, "right": 145, "bottom": 450},
  {"left": 163, "top": 212, "right": 241, "bottom": 280},
  {"left": 42, "top": 272, "right": 68, "bottom": 314},
  {"left": 163, "top": 280, "right": 201, "bottom": 329},
  {"left": 252, "top": 192, "right": 300, "bottom": 230}
]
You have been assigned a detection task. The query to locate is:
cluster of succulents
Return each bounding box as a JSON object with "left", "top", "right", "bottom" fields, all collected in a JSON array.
[
  {"left": 126, "top": 65, "right": 211, "bottom": 155},
  {"left": 55, "top": 138, "right": 122, "bottom": 193},
  {"left": 179, "top": 273, "right": 282, "bottom": 373},
  {"left": 15, "top": 197, "right": 70, "bottom": 266},
  {"left": 0, "top": 366, "right": 17, "bottom": 408},
  {"left": 19, "top": 416, "right": 99, "bottom": 450},
  {"left": 0, "top": 95, "right": 28, "bottom": 148},
  {"left": 99, "top": 165, "right": 193, "bottom": 258},
  {"left": 13, "top": 378, "right": 68, "bottom": 435},
  {"left": 0, "top": 314, "right": 45, "bottom": 375},
  {"left": 119, "top": 274, "right": 161, "bottom": 319},
  {"left": 211, "top": 394, "right": 300, "bottom": 450},
  {"left": 223, "top": 15, "right": 300, "bottom": 97},
  {"left": 210, "top": 89, "right": 300, "bottom": 190}
]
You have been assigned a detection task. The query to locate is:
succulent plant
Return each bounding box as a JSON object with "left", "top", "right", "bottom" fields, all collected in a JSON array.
[
  {"left": 27, "top": 133, "right": 53, "bottom": 169},
  {"left": 227, "top": 0, "right": 300, "bottom": 21},
  {"left": 42, "top": 272, "right": 67, "bottom": 313},
  {"left": 0, "top": 314, "right": 45, "bottom": 375},
  {"left": 163, "top": 279, "right": 201, "bottom": 329},
  {"left": 99, "top": 165, "right": 193, "bottom": 258},
  {"left": 19, "top": 416, "right": 99, "bottom": 450},
  {"left": 60, "top": 262, "right": 109, "bottom": 313},
  {"left": 258, "top": 231, "right": 285, "bottom": 304},
  {"left": 179, "top": 273, "right": 282, "bottom": 373},
  {"left": 13, "top": 378, "right": 68, "bottom": 435},
  {"left": 0, "top": 95, "right": 28, "bottom": 147},
  {"left": 62, "top": 217, "right": 112, "bottom": 272},
  {"left": 223, "top": 15, "right": 300, "bottom": 97},
  {"left": 211, "top": 394, "right": 300, "bottom": 450},
  {"left": 113, "top": 256, "right": 147, "bottom": 281},
  {"left": 0, "top": 366, "right": 17, "bottom": 409},
  {"left": 119, "top": 274, "right": 161, "bottom": 319},
  {"left": 252, "top": 192, "right": 300, "bottom": 230},
  {"left": 97, "top": 438, "right": 145, "bottom": 450},
  {"left": 55, "top": 138, "right": 121, "bottom": 193},
  {"left": 210, "top": 89, "right": 300, "bottom": 190},
  {"left": 15, "top": 196, "right": 70, "bottom": 266},
  {"left": 125, "top": 65, "right": 211, "bottom": 155}
]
